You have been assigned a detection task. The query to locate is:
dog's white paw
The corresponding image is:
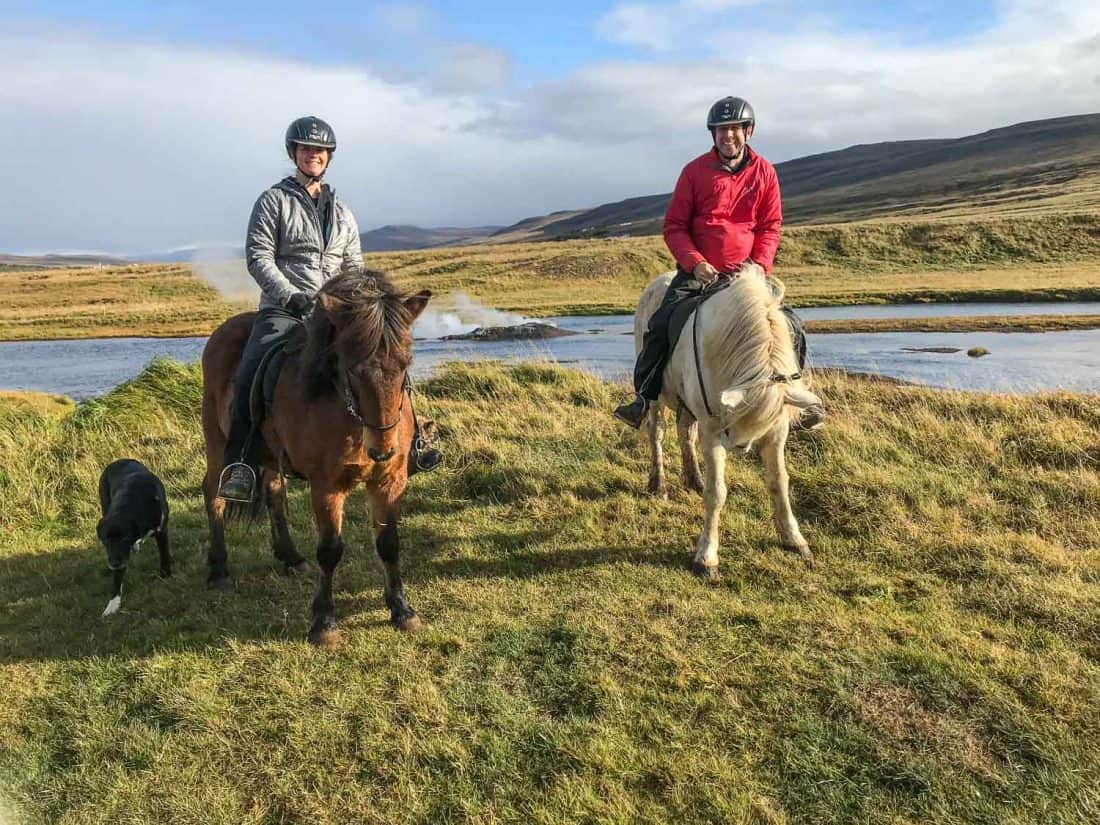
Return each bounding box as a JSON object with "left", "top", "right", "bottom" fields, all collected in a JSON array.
[{"left": 102, "top": 596, "right": 121, "bottom": 617}]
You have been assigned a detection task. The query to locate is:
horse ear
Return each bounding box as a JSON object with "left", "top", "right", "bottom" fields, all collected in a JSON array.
[
  {"left": 784, "top": 388, "right": 821, "bottom": 409},
  {"left": 404, "top": 290, "right": 432, "bottom": 321},
  {"left": 720, "top": 388, "right": 745, "bottom": 411}
]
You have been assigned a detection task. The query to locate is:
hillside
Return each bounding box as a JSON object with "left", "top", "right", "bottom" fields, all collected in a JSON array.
[
  {"left": 0, "top": 252, "right": 130, "bottom": 271},
  {"left": 4, "top": 212, "right": 1100, "bottom": 340},
  {"left": 488, "top": 113, "right": 1100, "bottom": 241},
  {"left": 359, "top": 224, "right": 504, "bottom": 252}
]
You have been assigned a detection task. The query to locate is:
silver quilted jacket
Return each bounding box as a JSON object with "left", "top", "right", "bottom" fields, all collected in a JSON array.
[{"left": 246, "top": 177, "right": 363, "bottom": 310}]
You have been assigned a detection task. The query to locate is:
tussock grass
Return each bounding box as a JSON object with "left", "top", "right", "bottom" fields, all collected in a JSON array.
[
  {"left": 1, "top": 360, "right": 1099, "bottom": 823},
  {"left": 3, "top": 212, "right": 1100, "bottom": 341}
]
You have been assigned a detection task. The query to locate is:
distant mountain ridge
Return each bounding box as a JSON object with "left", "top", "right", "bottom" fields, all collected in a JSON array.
[
  {"left": 489, "top": 113, "right": 1100, "bottom": 242},
  {"left": 359, "top": 224, "right": 504, "bottom": 252},
  {"left": 0, "top": 252, "right": 130, "bottom": 270},
  {"left": 7, "top": 114, "right": 1098, "bottom": 261}
]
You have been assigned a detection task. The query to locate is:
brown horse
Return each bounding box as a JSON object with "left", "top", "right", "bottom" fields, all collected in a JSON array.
[{"left": 201, "top": 270, "right": 431, "bottom": 644}]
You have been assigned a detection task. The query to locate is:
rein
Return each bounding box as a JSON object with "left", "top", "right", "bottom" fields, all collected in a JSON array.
[
  {"left": 344, "top": 371, "right": 411, "bottom": 432},
  {"left": 691, "top": 271, "right": 802, "bottom": 419}
]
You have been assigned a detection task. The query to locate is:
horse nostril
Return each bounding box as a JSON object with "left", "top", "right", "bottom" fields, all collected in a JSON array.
[{"left": 368, "top": 447, "right": 397, "bottom": 463}]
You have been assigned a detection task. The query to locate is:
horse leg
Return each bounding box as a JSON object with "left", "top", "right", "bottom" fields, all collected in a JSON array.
[
  {"left": 203, "top": 468, "right": 235, "bottom": 591},
  {"left": 368, "top": 488, "right": 422, "bottom": 632},
  {"left": 646, "top": 399, "right": 668, "bottom": 498},
  {"left": 308, "top": 484, "right": 347, "bottom": 647},
  {"left": 676, "top": 409, "right": 704, "bottom": 494},
  {"left": 266, "top": 472, "right": 309, "bottom": 574},
  {"left": 692, "top": 426, "right": 727, "bottom": 583},
  {"left": 759, "top": 422, "right": 813, "bottom": 565}
]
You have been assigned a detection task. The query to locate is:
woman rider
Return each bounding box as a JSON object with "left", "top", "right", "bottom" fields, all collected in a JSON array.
[{"left": 218, "top": 116, "right": 440, "bottom": 502}]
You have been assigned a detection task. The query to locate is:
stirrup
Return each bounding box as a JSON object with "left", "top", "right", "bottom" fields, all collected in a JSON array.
[
  {"left": 412, "top": 434, "right": 443, "bottom": 471},
  {"left": 218, "top": 462, "right": 257, "bottom": 503}
]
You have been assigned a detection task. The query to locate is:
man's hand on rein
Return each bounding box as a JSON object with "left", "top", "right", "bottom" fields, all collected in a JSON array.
[{"left": 693, "top": 261, "right": 720, "bottom": 283}]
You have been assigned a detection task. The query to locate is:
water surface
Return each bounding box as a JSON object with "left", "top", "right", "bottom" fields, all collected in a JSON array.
[{"left": 2, "top": 304, "right": 1097, "bottom": 400}]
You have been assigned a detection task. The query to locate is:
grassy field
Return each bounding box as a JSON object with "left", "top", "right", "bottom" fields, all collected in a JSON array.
[
  {"left": 1, "top": 212, "right": 1099, "bottom": 341},
  {"left": 1, "top": 359, "right": 1099, "bottom": 823},
  {"left": 804, "top": 314, "right": 1100, "bottom": 334}
]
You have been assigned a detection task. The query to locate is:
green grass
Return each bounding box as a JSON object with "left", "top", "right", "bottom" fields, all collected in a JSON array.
[
  {"left": 1, "top": 360, "right": 1099, "bottom": 823},
  {"left": 2, "top": 212, "right": 1100, "bottom": 341}
]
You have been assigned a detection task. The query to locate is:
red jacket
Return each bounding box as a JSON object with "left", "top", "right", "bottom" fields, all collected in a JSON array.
[{"left": 663, "top": 146, "right": 783, "bottom": 273}]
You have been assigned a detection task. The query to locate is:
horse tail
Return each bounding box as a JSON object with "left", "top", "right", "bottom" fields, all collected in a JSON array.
[{"left": 222, "top": 470, "right": 269, "bottom": 525}]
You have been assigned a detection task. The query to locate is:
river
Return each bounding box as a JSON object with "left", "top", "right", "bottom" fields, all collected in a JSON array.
[{"left": 1, "top": 303, "right": 1097, "bottom": 399}]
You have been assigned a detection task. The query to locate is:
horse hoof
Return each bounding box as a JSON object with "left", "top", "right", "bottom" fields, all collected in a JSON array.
[
  {"left": 646, "top": 481, "right": 668, "bottom": 499},
  {"left": 285, "top": 560, "right": 312, "bottom": 576},
  {"left": 783, "top": 544, "right": 815, "bottom": 566},
  {"left": 686, "top": 479, "right": 704, "bottom": 495},
  {"left": 308, "top": 626, "right": 343, "bottom": 648},
  {"left": 207, "top": 576, "right": 236, "bottom": 592},
  {"left": 393, "top": 611, "right": 424, "bottom": 633},
  {"left": 691, "top": 561, "right": 721, "bottom": 584}
]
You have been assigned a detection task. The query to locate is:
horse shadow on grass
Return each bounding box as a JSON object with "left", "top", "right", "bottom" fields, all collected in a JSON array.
[
  {"left": 0, "top": 477, "right": 713, "bottom": 663},
  {"left": 0, "top": 481, "right": 386, "bottom": 660}
]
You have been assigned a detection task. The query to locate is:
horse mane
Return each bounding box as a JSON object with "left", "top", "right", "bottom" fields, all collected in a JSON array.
[
  {"left": 301, "top": 269, "right": 415, "bottom": 400},
  {"left": 700, "top": 266, "right": 805, "bottom": 434}
]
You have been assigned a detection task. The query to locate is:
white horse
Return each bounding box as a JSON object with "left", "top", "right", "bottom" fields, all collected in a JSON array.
[{"left": 635, "top": 264, "right": 822, "bottom": 579}]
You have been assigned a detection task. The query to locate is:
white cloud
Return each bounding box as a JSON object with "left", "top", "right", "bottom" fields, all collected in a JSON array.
[
  {"left": 373, "top": 2, "right": 431, "bottom": 36},
  {"left": 565, "top": 0, "right": 1100, "bottom": 154},
  {"left": 597, "top": 0, "right": 768, "bottom": 50},
  {"left": 3, "top": 0, "right": 1100, "bottom": 253},
  {"left": 435, "top": 42, "right": 513, "bottom": 92},
  {"left": 0, "top": 30, "right": 642, "bottom": 253}
]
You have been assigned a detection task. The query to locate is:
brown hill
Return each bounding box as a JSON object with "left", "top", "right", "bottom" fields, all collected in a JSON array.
[
  {"left": 359, "top": 224, "right": 504, "bottom": 251},
  {"left": 490, "top": 113, "right": 1100, "bottom": 241}
]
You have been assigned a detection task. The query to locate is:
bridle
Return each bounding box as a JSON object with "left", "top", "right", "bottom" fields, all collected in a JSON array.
[
  {"left": 344, "top": 370, "right": 411, "bottom": 432},
  {"left": 692, "top": 270, "right": 802, "bottom": 419}
]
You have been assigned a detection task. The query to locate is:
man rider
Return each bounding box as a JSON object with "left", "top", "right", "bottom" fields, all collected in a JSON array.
[
  {"left": 218, "top": 116, "right": 440, "bottom": 503},
  {"left": 613, "top": 96, "right": 825, "bottom": 430}
]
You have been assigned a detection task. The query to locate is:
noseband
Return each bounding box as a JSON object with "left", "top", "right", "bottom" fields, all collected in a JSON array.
[{"left": 344, "top": 371, "right": 410, "bottom": 432}]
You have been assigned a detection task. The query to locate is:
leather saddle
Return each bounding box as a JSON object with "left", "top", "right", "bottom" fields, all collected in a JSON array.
[{"left": 248, "top": 321, "right": 308, "bottom": 424}]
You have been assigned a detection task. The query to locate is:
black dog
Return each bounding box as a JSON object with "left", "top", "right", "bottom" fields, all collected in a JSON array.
[{"left": 96, "top": 458, "right": 171, "bottom": 616}]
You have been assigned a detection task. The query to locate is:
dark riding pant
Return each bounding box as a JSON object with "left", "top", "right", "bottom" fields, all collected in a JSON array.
[
  {"left": 223, "top": 308, "right": 301, "bottom": 472},
  {"left": 632, "top": 271, "right": 808, "bottom": 401}
]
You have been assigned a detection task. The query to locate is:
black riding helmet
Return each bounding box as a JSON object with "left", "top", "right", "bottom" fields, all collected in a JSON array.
[
  {"left": 707, "top": 97, "right": 755, "bottom": 131},
  {"left": 285, "top": 116, "right": 337, "bottom": 159}
]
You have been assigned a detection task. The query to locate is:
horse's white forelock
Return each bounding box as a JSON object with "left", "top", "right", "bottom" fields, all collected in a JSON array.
[{"left": 700, "top": 266, "right": 804, "bottom": 438}]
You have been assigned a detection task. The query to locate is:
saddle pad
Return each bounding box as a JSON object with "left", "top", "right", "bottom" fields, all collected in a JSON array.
[
  {"left": 249, "top": 323, "right": 307, "bottom": 423},
  {"left": 665, "top": 275, "right": 735, "bottom": 354}
]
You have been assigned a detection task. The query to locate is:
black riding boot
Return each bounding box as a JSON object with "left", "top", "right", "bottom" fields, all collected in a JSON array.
[
  {"left": 614, "top": 270, "right": 699, "bottom": 428},
  {"left": 217, "top": 308, "right": 301, "bottom": 501},
  {"left": 408, "top": 421, "right": 442, "bottom": 476},
  {"left": 613, "top": 396, "right": 650, "bottom": 429},
  {"left": 778, "top": 304, "right": 826, "bottom": 431}
]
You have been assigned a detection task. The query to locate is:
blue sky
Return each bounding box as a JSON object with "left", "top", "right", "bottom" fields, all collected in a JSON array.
[
  {"left": 1, "top": 0, "right": 1096, "bottom": 253},
  {"left": 8, "top": 1, "right": 1000, "bottom": 77}
]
